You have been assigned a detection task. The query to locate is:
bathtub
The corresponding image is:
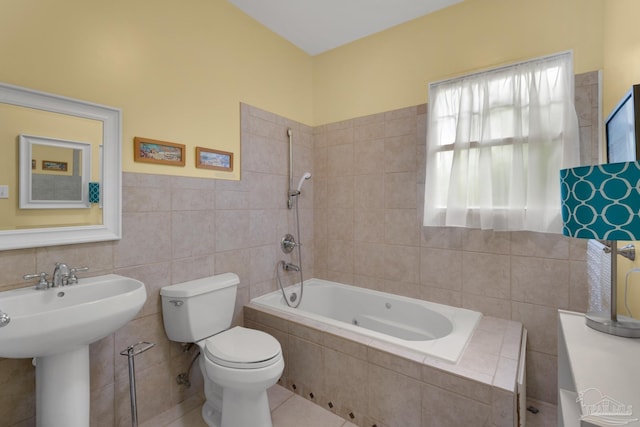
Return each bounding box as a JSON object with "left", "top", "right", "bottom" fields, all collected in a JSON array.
[{"left": 250, "top": 278, "right": 482, "bottom": 363}]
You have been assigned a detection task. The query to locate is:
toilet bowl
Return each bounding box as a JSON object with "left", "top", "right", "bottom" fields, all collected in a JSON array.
[
  {"left": 198, "top": 326, "right": 284, "bottom": 427},
  {"left": 160, "top": 274, "right": 284, "bottom": 427}
]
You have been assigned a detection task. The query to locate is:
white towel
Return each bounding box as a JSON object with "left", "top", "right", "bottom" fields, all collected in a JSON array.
[{"left": 587, "top": 239, "right": 611, "bottom": 312}]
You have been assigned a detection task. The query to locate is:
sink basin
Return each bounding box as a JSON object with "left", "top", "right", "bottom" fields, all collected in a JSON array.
[
  {"left": 0, "top": 274, "right": 146, "bottom": 427},
  {"left": 0, "top": 274, "right": 146, "bottom": 358}
]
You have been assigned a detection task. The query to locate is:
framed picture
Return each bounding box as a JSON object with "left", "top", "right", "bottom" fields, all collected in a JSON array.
[
  {"left": 42, "top": 160, "right": 68, "bottom": 171},
  {"left": 195, "top": 147, "right": 233, "bottom": 172},
  {"left": 31, "top": 159, "right": 36, "bottom": 169},
  {"left": 134, "top": 137, "right": 185, "bottom": 166}
]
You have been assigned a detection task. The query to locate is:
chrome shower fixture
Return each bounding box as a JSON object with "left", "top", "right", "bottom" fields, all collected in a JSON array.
[
  {"left": 282, "top": 261, "right": 301, "bottom": 272},
  {"left": 296, "top": 172, "right": 312, "bottom": 193},
  {"left": 281, "top": 233, "right": 297, "bottom": 254},
  {"left": 279, "top": 127, "right": 308, "bottom": 308},
  {"left": 288, "top": 172, "right": 311, "bottom": 208},
  {"left": 287, "top": 128, "right": 295, "bottom": 209},
  {"left": 289, "top": 172, "right": 311, "bottom": 197},
  {"left": 286, "top": 127, "right": 313, "bottom": 208}
]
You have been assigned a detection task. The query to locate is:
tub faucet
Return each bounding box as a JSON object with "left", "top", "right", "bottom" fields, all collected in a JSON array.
[
  {"left": 52, "top": 262, "right": 71, "bottom": 287},
  {"left": 283, "top": 262, "right": 300, "bottom": 272}
]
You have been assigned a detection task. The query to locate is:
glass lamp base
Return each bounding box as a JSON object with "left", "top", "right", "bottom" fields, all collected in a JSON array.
[{"left": 585, "top": 312, "right": 640, "bottom": 338}]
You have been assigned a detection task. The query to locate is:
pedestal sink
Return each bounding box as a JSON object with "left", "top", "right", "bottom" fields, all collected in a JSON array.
[{"left": 0, "top": 274, "right": 147, "bottom": 427}]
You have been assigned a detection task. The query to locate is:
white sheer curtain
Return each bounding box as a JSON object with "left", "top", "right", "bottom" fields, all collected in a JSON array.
[{"left": 423, "top": 52, "right": 580, "bottom": 233}]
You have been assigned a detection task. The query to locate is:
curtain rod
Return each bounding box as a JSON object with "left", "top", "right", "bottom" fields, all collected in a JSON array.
[{"left": 428, "top": 50, "right": 574, "bottom": 90}]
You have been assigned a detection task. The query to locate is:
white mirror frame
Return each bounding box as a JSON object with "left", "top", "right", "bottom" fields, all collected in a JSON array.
[
  {"left": 0, "top": 82, "right": 122, "bottom": 250},
  {"left": 19, "top": 134, "right": 92, "bottom": 209}
]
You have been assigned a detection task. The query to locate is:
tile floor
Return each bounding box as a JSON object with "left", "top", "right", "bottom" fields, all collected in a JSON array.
[
  {"left": 145, "top": 385, "right": 357, "bottom": 427},
  {"left": 147, "top": 385, "right": 556, "bottom": 427}
]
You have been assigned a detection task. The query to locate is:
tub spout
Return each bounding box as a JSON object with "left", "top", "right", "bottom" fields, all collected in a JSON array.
[{"left": 283, "top": 262, "right": 300, "bottom": 272}]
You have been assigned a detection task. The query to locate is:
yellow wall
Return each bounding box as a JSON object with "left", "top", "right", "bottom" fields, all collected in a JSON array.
[
  {"left": 0, "top": 104, "right": 102, "bottom": 230},
  {"left": 0, "top": 0, "right": 607, "bottom": 175},
  {"left": 0, "top": 0, "right": 313, "bottom": 180},
  {"left": 4, "top": 0, "right": 640, "bottom": 313},
  {"left": 312, "top": 0, "right": 604, "bottom": 125},
  {"left": 603, "top": 0, "right": 640, "bottom": 116},
  {"left": 603, "top": 0, "right": 640, "bottom": 319}
]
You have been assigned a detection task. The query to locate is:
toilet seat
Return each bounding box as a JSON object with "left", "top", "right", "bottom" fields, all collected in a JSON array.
[{"left": 204, "top": 326, "right": 282, "bottom": 369}]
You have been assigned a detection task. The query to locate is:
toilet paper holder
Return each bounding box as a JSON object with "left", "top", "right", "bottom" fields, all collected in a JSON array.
[{"left": 120, "top": 341, "right": 155, "bottom": 427}]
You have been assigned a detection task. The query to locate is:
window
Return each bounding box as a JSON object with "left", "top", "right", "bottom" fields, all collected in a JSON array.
[{"left": 423, "top": 52, "right": 580, "bottom": 233}]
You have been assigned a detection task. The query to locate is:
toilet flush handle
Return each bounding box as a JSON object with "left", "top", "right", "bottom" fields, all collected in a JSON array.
[{"left": 169, "top": 300, "right": 183, "bottom": 307}]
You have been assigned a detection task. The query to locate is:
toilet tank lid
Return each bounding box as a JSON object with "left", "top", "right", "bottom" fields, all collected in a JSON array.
[{"left": 160, "top": 273, "right": 239, "bottom": 298}]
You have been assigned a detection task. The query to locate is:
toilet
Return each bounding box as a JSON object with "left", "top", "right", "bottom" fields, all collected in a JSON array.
[{"left": 160, "top": 273, "right": 284, "bottom": 427}]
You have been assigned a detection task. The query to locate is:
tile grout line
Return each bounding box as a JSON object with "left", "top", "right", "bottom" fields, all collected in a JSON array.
[{"left": 270, "top": 389, "right": 296, "bottom": 414}]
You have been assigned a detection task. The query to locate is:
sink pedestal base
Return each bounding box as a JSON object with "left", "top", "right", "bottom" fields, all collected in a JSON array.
[{"left": 36, "top": 346, "right": 90, "bottom": 427}]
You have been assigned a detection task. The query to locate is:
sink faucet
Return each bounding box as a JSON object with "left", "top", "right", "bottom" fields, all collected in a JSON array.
[
  {"left": 52, "top": 263, "right": 71, "bottom": 287},
  {"left": 23, "top": 264, "right": 89, "bottom": 289}
]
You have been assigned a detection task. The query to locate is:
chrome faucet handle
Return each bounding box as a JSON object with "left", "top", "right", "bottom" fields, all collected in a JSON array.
[
  {"left": 68, "top": 266, "right": 89, "bottom": 285},
  {"left": 23, "top": 272, "right": 50, "bottom": 290}
]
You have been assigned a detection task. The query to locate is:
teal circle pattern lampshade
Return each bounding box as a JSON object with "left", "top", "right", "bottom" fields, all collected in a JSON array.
[{"left": 560, "top": 161, "right": 640, "bottom": 240}]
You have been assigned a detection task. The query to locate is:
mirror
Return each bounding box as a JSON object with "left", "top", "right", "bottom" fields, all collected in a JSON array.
[
  {"left": 0, "top": 82, "right": 121, "bottom": 250},
  {"left": 19, "top": 134, "right": 92, "bottom": 208}
]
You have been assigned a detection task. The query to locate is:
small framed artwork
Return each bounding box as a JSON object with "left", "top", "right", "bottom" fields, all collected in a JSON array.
[
  {"left": 195, "top": 147, "right": 233, "bottom": 172},
  {"left": 31, "top": 159, "right": 36, "bottom": 169},
  {"left": 42, "top": 160, "right": 68, "bottom": 171},
  {"left": 134, "top": 137, "right": 185, "bottom": 166}
]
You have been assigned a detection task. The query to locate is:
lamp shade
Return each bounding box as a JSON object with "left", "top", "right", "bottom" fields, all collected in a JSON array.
[{"left": 560, "top": 161, "right": 640, "bottom": 240}]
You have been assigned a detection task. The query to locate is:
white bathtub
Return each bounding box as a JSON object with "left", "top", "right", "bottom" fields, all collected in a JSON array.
[{"left": 250, "top": 278, "right": 482, "bottom": 363}]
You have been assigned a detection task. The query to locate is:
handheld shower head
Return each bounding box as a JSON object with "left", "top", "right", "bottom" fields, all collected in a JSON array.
[{"left": 296, "top": 172, "right": 312, "bottom": 193}]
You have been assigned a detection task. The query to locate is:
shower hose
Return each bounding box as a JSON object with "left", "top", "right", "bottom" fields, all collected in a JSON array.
[{"left": 276, "top": 194, "right": 304, "bottom": 308}]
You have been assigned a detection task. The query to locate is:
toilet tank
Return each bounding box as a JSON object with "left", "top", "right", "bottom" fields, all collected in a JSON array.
[{"left": 160, "top": 273, "right": 239, "bottom": 343}]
